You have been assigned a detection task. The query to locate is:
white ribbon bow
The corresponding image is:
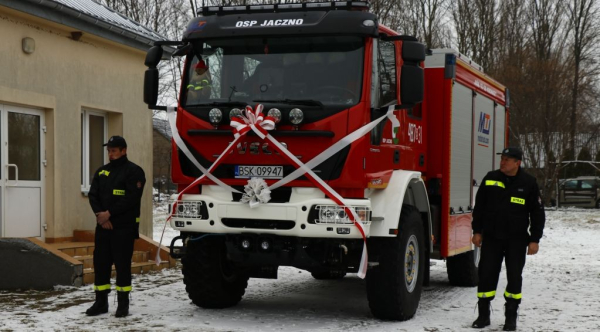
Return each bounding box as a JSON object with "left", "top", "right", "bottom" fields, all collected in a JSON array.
[
  {"left": 230, "top": 104, "right": 276, "bottom": 139},
  {"left": 240, "top": 177, "right": 272, "bottom": 208}
]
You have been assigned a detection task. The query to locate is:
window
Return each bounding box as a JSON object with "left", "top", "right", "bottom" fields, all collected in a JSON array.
[
  {"left": 581, "top": 180, "right": 594, "bottom": 189},
  {"left": 182, "top": 36, "right": 364, "bottom": 107},
  {"left": 370, "top": 39, "right": 398, "bottom": 145},
  {"left": 81, "top": 109, "right": 107, "bottom": 192},
  {"left": 564, "top": 180, "right": 578, "bottom": 190},
  {"left": 374, "top": 39, "right": 397, "bottom": 107}
]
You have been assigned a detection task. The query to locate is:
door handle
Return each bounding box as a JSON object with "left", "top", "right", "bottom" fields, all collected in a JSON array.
[{"left": 6, "top": 164, "right": 18, "bottom": 186}]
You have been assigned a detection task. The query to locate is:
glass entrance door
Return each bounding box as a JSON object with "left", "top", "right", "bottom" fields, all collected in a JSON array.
[{"left": 1, "top": 104, "right": 44, "bottom": 238}]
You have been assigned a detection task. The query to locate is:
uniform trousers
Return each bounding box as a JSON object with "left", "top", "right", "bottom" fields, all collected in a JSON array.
[
  {"left": 477, "top": 236, "right": 528, "bottom": 303},
  {"left": 93, "top": 227, "right": 136, "bottom": 291}
]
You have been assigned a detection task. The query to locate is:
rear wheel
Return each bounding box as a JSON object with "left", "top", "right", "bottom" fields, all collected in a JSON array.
[
  {"left": 446, "top": 247, "right": 480, "bottom": 286},
  {"left": 181, "top": 236, "right": 249, "bottom": 308},
  {"left": 367, "top": 205, "right": 425, "bottom": 321}
]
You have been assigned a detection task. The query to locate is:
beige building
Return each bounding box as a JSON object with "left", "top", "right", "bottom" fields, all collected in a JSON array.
[{"left": 0, "top": 0, "right": 165, "bottom": 242}]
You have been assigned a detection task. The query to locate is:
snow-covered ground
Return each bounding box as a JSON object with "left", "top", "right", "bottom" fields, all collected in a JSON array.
[{"left": 1, "top": 206, "right": 599, "bottom": 331}]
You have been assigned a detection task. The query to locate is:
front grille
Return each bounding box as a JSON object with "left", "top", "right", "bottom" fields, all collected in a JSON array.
[
  {"left": 232, "top": 186, "right": 292, "bottom": 203},
  {"left": 221, "top": 218, "right": 295, "bottom": 230}
]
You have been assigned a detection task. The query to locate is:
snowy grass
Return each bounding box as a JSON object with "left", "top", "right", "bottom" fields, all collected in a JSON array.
[{"left": 0, "top": 207, "right": 598, "bottom": 331}]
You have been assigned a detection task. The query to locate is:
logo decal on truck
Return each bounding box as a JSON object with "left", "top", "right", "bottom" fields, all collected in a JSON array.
[
  {"left": 230, "top": 141, "right": 287, "bottom": 154},
  {"left": 189, "top": 21, "right": 207, "bottom": 32},
  {"left": 477, "top": 112, "right": 491, "bottom": 147},
  {"left": 235, "top": 19, "right": 304, "bottom": 27},
  {"left": 478, "top": 112, "right": 491, "bottom": 135},
  {"left": 408, "top": 123, "right": 423, "bottom": 144}
]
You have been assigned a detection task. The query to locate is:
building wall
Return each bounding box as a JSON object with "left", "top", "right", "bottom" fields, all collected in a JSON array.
[{"left": 0, "top": 7, "right": 153, "bottom": 239}]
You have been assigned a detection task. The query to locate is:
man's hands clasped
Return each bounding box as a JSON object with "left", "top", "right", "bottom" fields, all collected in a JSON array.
[
  {"left": 472, "top": 233, "right": 482, "bottom": 247},
  {"left": 472, "top": 233, "right": 539, "bottom": 255},
  {"left": 96, "top": 211, "right": 113, "bottom": 230}
]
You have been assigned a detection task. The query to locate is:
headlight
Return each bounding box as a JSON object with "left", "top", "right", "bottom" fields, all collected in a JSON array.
[
  {"left": 267, "top": 108, "right": 281, "bottom": 123},
  {"left": 311, "top": 205, "right": 371, "bottom": 224},
  {"left": 172, "top": 201, "right": 205, "bottom": 219},
  {"left": 229, "top": 108, "right": 243, "bottom": 120},
  {"left": 289, "top": 108, "right": 304, "bottom": 125},
  {"left": 209, "top": 108, "right": 222, "bottom": 126}
]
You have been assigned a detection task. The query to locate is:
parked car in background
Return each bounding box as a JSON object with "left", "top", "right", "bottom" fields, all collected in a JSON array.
[{"left": 558, "top": 176, "right": 600, "bottom": 208}]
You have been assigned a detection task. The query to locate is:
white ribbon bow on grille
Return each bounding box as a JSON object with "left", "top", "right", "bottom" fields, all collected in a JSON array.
[{"left": 240, "top": 177, "right": 272, "bottom": 208}]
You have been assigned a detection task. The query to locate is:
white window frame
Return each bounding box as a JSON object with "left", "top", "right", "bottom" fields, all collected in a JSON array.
[{"left": 81, "top": 109, "right": 107, "bottom": 194}]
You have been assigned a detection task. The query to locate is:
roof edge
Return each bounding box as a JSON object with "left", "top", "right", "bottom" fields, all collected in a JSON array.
[{"left": 2, "top": 0, "right": 174, "bottom": 54}]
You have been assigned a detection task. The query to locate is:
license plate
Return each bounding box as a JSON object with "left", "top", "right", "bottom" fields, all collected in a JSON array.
[{"left": 235, "top": 165, "right": 283, "bottom": 179}]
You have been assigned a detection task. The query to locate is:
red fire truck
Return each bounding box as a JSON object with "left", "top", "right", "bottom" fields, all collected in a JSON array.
[{"left": 143, "top": 1, "right": 508, "bottom": 321}]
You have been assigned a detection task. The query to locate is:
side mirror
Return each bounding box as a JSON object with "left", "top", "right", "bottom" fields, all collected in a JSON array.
[
  {"left": 145, "top": 46, "right": 163, "bottom": 68},
  {"left": 144, "top": 46, "right": 162, "bottom": 108},
  {"left": 400, "top": 41, "right": 425, "bottom": 106},
  {"left": 400, "top": 65, "right": 423, "bottom": 105},
  {"left": 144, "top": 68, "right": 159, "bottom": 107},
  {"left": 143, "top": 42, "right": 182, "bottom": 110}
]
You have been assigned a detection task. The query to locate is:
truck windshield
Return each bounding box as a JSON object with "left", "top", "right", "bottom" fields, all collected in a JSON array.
[{"left": 182, "top": 36, "right": 364, "bottom": 107}]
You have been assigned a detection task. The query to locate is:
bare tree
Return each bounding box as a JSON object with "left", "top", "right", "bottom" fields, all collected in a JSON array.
[
  {"left": 451, "top": 0, "right": 499, "bottom": 71},
  {"left": 505, "top": 0, "right": 571, "bottom": 203},
  {"left": 565, "top": 0, "right": 600, "bottom": 153},
  {"left": 391, "top": 0, "right": 452, "bottom": 48}
]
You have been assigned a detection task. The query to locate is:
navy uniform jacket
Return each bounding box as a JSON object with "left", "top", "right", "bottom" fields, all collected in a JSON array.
[
  {"left": 472, "top": 167, "right": 545, "bottom": 243},
  {"left": 89, "top": 155, "right": 146, "bottom": 237}
]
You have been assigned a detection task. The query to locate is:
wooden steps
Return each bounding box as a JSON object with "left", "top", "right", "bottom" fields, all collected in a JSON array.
[{"left": 46, "top": 230, "right": 175, "bottom": 285}]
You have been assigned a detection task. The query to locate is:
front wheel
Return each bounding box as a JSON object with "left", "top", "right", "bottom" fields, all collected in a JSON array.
[
  {"left": 181, "top": 236, "right": 249, "bottom": 309},
  {"left": 367, "top": 205, "right": 425, "bottom": 321}
]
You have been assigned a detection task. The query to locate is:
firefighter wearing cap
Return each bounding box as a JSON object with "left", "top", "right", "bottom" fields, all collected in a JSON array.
[
  {"left": 86, "top": 135, "right": 146, "bottom": 318},
  {"left": 471, "top": 147, "right": 545, "bottom": 331},
  {"left": 187, "top": 59, "right": 212, "bottom": 101}
]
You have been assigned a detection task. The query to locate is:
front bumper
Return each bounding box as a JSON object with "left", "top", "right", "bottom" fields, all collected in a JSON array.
[{"left": 168, "top": 185, "right": 372, "bottom": 239}]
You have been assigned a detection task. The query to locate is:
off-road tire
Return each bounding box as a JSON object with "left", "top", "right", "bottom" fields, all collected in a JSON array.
[
  {"left": 446, "top": 248, "right": 479, "bottom": 287},
  {"left": 311, "top": 270, "right": 346, "bottom": 280},
  {"left": 181, "top": 236, "right": 249, "bottom": 308},
  {"left": 367, "top": 205, "right": 425, "bottom": 321}
]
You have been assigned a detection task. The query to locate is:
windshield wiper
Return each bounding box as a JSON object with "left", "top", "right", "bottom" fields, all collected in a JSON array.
[
  {"left": 253, "top": 99, "right": 323, "bottom": 107},
  {"left": 194, "top": 101, "right": 248, "bottom": 107}
]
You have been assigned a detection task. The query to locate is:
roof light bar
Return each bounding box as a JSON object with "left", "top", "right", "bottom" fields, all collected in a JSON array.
[
  {"left": 198, "top": 1, "right": 369, "bottom": 16},
  {"left": 249, "top": 5, "right": 275, "bottom": 10}
]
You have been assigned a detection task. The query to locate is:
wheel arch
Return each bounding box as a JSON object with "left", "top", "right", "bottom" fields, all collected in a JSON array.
[{"left": 368, "top": 170, "right": 433, "bottom": 252}]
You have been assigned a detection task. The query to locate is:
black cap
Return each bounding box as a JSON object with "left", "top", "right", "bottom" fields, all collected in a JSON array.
[
  {"left": 103, "top": 135, "right": 127, "bottom": 148},
  {"left": 497, "top": 146, "right": 522, "bottom": 160}
]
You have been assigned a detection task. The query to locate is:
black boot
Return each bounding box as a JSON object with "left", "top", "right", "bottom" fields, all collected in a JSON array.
[
  {"left": 503, "top": 300, "right": 519, "bottom": 331},
  {"left": 115, "top": 291, "right": 130, "bottom": 318},
  {"left": 472, "top": 298, "right": 491, "bottom": 328},
  {"left": 85, "top": 291, "right": 109, "bottom": 316}
]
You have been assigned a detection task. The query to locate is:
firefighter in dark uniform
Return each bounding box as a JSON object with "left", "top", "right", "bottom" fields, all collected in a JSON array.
[
  {"left": 471, "top": 147, "right": 545, "bottom": 331},
  {"left": 85, "top": 136, "right": 146, "bottom": 318}
]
